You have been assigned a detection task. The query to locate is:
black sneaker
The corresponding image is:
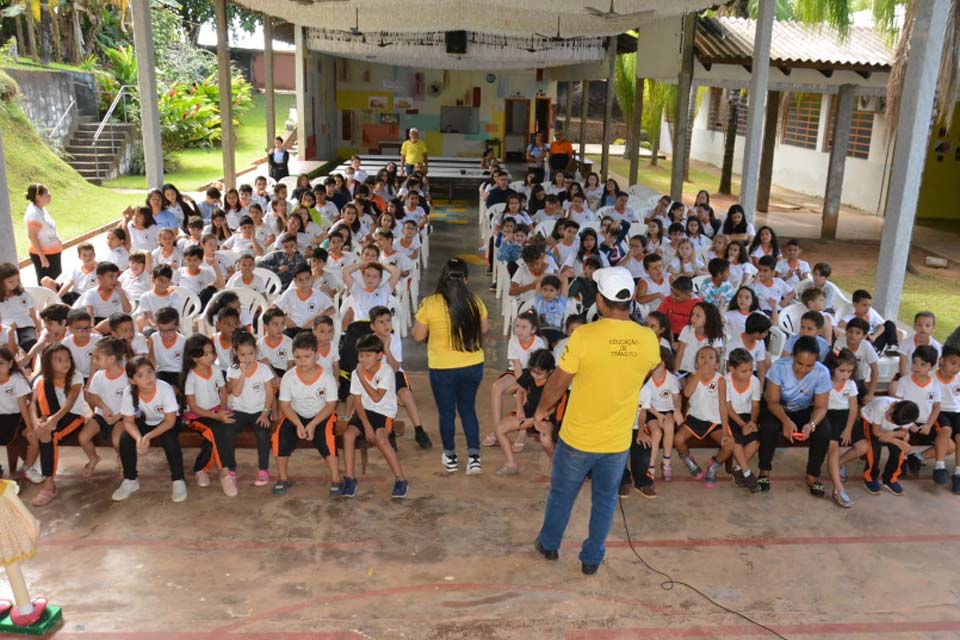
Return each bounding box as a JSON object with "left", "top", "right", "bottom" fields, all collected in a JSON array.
[
  {"left": 905, "top": 453, "right": 923, "bottom": 478},
  {"left": 581, "top": 562, "right": 600, "bottom": 575},
  {"left": 341, "top": 477, "right": 358, "bottom": 498},
  {"left": 732, "top": 468, "right": 745, "bottom": 488},
  {"left": 757, "top": 476, "right": 770, "bottom": 492},
  {"left": 442, "top": 452, "right": 459, "bottom": 473},
  {"left": 534, "top": 539, "right": 558, "bottom": 561},
  {"left": 414, "top": 428, "right": 433, "bottom": 450},
  {"left": 933, "top": 468, "right": 949, "bottom": 485},
  {"left": 272, "top": 480, "right": 291, "bottom": 496},
  {"left": 466, "top": 454, "right": 482, "bottom": 475},
  {"left": 744, "top": 473, "right": 760, "bottom": 493},
  {"left": 952, "top": 474, "right": 960, "bottom": 495}
]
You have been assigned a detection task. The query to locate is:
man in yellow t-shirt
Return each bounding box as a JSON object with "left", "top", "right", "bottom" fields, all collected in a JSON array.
[
  {"left": 401, "top": 128, "right": 429, "bottom": 176},
  {"left": 532, "top": 267, "right": 660, "bottom": 574}
]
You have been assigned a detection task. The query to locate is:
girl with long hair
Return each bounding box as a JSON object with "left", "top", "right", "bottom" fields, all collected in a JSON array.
[{"left": 412, "top": 258, "right": 487, "bottom": 474}]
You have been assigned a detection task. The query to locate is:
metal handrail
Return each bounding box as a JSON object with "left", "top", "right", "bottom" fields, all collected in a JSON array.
[
  {"left": 92, "top": 84, "right": 136, "bottom": 180},
  {"left": 49, "top": 97, "right": 76, "bottom": 139}
]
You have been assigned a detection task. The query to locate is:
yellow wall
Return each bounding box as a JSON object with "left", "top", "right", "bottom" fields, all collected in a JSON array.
[{"left": 917, "top": 109, "right": 960, "bottom": 219}]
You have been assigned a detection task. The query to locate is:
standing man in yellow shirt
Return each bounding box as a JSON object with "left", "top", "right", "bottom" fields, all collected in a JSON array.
[
  {"left": 401, "top": 128, "right": 429, "bottom": 177},
  {"left": 533, "top": 267, "right": 660, "bottom": 575}
]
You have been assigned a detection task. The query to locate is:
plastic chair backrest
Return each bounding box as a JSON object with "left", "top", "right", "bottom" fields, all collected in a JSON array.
[
  {"left": 24, "top": 286, "right": 61, "bottom": 311},
  {"left": 691, "top": 275, "right": 710, "bottom": 295},
  {"left": 768, "top": 325, "right": 786, "bottom": 360},
  {"left": 778, "top": 303, "right": 807, "bottom": 335},
  {"left": 170, "top": 286, "right": 201, "bottom": 335},
  {"left": 253, "top": 268, "right": 283, "bottom": 300}
]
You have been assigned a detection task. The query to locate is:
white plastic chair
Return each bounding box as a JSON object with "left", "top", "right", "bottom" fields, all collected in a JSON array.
[
  {"left": 170, "top": 286, "right": 202, "bottom": 337},
  {"left": 25, "top": 286, "right": 61, "bottom": 311},
  {"left": 777, "top": 303, "right": 808, "bottom": 336},
  {"left": 200, "top": 287, "right": 268, "bottom": 335},
  {"left": 691, "top": 275, "right": 710, "bottom": 295},
  {"left": 253, "top": 268, "right": 283, "bottom": 302},
  {"left": 768, "top": 325, "right": 787, "bottom": 362}
]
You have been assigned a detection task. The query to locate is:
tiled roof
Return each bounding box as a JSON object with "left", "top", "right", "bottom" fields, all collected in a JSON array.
[{"left": 695, "top": 16, "right": 894, "bottom": 71}]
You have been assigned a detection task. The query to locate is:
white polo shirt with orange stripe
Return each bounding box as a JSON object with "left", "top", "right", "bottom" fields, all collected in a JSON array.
[
  {"left": 276, "top": 286, "right": 333, "bottom": 328},
  {"left": 350, "top": 360, "right": 397, "bottom": 418},
  {"left": 279, "top": 365, "right": 338, "bottom": 417},
  {"left": 24, "top": 203, "right": 61, "bottom": 255}
]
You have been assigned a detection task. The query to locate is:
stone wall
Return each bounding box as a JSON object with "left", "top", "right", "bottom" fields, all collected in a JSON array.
[{"left": 5, "top": 68, "right": 98, "bottom": 149}]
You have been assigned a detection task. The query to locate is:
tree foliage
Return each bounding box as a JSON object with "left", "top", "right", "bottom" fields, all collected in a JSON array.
[{"left": 168, "top": 0, "right": 259, "bottom": 44}]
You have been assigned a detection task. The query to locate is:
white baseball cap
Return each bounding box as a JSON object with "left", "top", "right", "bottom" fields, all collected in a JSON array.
[{"left": 593, "top": 266, "right": 635, "bottom": 302}]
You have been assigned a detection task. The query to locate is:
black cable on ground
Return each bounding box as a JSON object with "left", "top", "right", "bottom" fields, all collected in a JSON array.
[{"left": 617, "top": 498, "right": 789, "bottom": 640}]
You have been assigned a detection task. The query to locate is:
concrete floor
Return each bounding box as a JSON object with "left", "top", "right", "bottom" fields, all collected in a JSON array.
[{"left": 11, "top": 196, "right": 960, "bottom": 639}]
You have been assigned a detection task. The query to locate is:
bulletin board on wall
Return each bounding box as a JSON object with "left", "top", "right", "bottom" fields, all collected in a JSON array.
[{"left": 440, "top": 106, "right": 479, "bottom": 134}]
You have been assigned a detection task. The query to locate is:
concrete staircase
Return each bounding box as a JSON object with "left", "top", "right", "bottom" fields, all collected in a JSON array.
[{"left": 63, "top": 116, "right": 137, "bottom": 185}]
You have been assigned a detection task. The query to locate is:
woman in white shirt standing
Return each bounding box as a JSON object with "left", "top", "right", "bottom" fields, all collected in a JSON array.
[{"left": 24, "top": 184, "right": 63, "bottom": 282}]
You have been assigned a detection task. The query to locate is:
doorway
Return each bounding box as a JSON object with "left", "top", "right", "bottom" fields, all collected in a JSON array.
[
  {"left": 503, "top": 98, "right": 530, "bottom": 161},
  {"left": 534, "top": 97, "right": 552, "bottom": 139}
]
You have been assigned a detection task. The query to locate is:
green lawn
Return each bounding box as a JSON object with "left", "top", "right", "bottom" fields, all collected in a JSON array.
[
  {"left": 589, "top": 154, "right": 740, "bottom": 198},
  {"left": 105, "top": 92, "right": 296, "bottom": 191},
  {"left": 1, "top": 100, "right": 136, "bottom": 259}
]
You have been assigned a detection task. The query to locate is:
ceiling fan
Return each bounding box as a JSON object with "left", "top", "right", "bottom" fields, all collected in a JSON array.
[
  {"left": 534, "top": 16, "right": 566, "bottom": 42},
  {"left": 585, "top": 0, "right": 654, "bottom": 21},
  {"left": 376, "top": 36, "right": 394, "bottom": 48},
  {"left": 330, "top": 7, "right": 364, "bottom": 36}
]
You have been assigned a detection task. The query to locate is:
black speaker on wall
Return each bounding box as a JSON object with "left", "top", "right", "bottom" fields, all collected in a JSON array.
[{"left": 445, "top": 31, "right": 467, "bottom": 54}]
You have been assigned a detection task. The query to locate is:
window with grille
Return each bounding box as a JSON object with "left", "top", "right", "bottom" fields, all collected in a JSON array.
[
  {"left": 824, "top": 98, "right": 874, "bottom": 159},
  {"left": 707, "top": 88, "right": 724, "bottom": 132},
  {"left": 781, "top": 94, "right": 822, "bottom": 149},
  {"left": 735, "top": 91, "right": 748, "bottom": 136}
]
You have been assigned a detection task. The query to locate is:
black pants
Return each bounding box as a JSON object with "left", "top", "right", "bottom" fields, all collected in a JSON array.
[
  {"left": 758, "top": 406, "right": 814, "bottom": 472},
  {"left": 60, "top": 291, "right": 81, "bottom": 306},
  {"left": 528, "top": 166, "right": 545, "bottom": 183},
  {"left": 621, "top": 436, "right": 653, "bottom": 489},
  {"left": 30, "top": 252, "right": 62, "bottom": 282},
  {"left": 870, "top": 320, "right": 900, "bottom": 353},
  {"left": 806, "top": 409, "right": 847, "bottom": 477},
  {"left": 157, "top": 371, "right": 181, "bottom": 393},
  {"left": 866, "top": 430, "right": 905, "bottom": 483},
  {"left": 119, "top": 418, "right": 185, "bottom": 481},
  {"left": 232, "top": 410, "right": 271, "bottom": 471},
  {"left": 190, "top": 417, "right": 241, "bottom": 472},
  {"left": 0, "top": 413, "right": 23, "bottom": 447},
  {"left": 15, "top": 327, "right": 37, "bottom": 353},
  {"left": 39, "top": 412, "right": 83, "bottom": 477}
]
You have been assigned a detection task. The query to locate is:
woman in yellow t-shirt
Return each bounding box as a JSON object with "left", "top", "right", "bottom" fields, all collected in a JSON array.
[{"left": 413, "top": 258, "right": 488, "bottom": 474}]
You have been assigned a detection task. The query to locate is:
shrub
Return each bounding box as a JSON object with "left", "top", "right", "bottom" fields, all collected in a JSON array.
[{"left": 127, "top": 142, "right": 181, "bottom": 175}]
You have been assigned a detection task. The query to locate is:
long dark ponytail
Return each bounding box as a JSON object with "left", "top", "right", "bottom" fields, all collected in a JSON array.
[{"left": 435, "top": 258, "right": 483, "bottom": 353}]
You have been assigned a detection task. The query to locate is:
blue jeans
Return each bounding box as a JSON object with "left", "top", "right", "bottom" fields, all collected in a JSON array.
[
  {"left": 428, "top": 363, "right": 483, "bottom": 456},
  {"left": 538, "top": 439, "right": 629, "bottom": 566}
]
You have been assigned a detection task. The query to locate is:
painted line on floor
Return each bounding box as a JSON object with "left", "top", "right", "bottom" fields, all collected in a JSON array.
[
  {"left": 579, "top": 533, "right": 960, "bottom": 550},
  {"left": 211, "top": 581, "right": 675, "bottom": 635},
  {"left": 38, "top": 537, "right": 378, "bottom": 552},
  {"left": 52, "top": 633, "right": 362, "bottom": 640},
  {"left": 565, "top": 619, "right": 960, "bottom": 638}
]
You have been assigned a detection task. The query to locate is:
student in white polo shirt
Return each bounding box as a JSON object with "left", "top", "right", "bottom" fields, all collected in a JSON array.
[
  {"left": 274, "top": 264, "right": 335, "bottom": 338},
  {"left": 78, "top": 337, "right": 128, "bottom": 478}
]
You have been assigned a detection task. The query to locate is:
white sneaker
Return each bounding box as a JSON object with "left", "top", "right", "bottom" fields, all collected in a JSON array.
[
  {"left": 24, "top": 463, "right": 43, "bottom": 485},
  {"left": 195, "top": 470, "right": 210, "bottom": 487},
  {"left": 111, "top": 479, "right": 140, "bottom": 502},
  {"left": 171, "top": 480, "right": 188, "bottom": 503},
  {"left": 441, "top": 452, "right": 459, "bottom": 473},
  {"left": 466, "top": 454, "right": 482, "bottom": 475}
]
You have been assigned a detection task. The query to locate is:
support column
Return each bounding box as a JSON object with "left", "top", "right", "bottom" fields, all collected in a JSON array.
[
  {"left": 874, "top": 0, "right": 950, "bottom": 320},
  {"left": 821, "top": 85, "right": 855, "bottom": 240},
  {"left": 600, "top": 36, "right": 617, "bottom": 181},
  {"left": 263, "top": 15, "right": 276, "bottom": 150},
  {"left": 294, "top": 25, "right": 308, "bottom": 161},
  {"left": 670, "top": 13, "right": 696, "bottom": 201},
  {"left": 756, "top": 90, "right": 781, "bottom": 212},
  {"left": 578, "top": 79, "right": 588, "bottom": 176},
  {"left": 0, "top": 126, "right": 18, "bottom": 263},
  {"left": 564, "top": 81, "right": 573, "bottom": 134},
  {"left": 214, "top": 0, "right": 235, "bottom": 189},
  {"left": 628, "top": 66, "right": 644, "bottom": 185},
  {"left": 131, "top": 0, "right": 163, "bottom": 188},
  {"left": 738, "top": 0, "right": 774, "bottom": 222}
]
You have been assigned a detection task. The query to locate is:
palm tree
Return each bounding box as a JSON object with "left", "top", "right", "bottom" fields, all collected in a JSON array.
[
  {"left": 644, "top": 80, "right": 677, "bottom": 167},
  {"left": 613, "top": 51, "right": 637, "bottom": 159}
]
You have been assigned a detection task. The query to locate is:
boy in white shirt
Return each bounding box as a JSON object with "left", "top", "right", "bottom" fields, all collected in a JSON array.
[
  {"left": 775, "top": 239, "right": 810, "bottom": 288},
  {"left": 753, "top": 256, "right": 795, "bottom": 316},
  {"left": 105, "top": 228, "right": 130, "bottom": 271},
  {"left": 858, "top": 397, "right": 919, "bottom": 496},
  {"left": 44, "top": 242, "right": 97, "bottom": 306},
  {"left": 342, "top": 334, "right": 408, "bottom": 499},
  {"left": 80, "top": 262, "right": 132, "bottom": 332},
  {"left": 889, "top": 345, "right": 941, "bottom": 478},
  {"left": 177, "top": 245, "right": 222, "bottom": 307},
  {"left": 929, "top": 346, "right": 960, "bottom": 491},
  {"left": 148, "top": 307, "right": 186, "bottom": 390},
  {"left": 275, "top": 264, "right": 335, "bottom": 337},
  {"left": 119, "top": 252, "right": 150, "bottom": 301},
  {"left": 258, "top": 308, "right": 294, "bottom": 378},
  {"left": 722, "top": 348, "right": 762, "bottom": 493},
  {"left": 836, "top": 317, "right": 879, "bottom": 404},
  {"left": 274, "top": 332, "right": 340, "bottom": 496},
  {"left": 78, "top": 337, "right": 127, "bottom": 476},
  {"left": 138, "top": 264, "right": 182, "bottom": 333},
  {"left": 899, "top": 311, "right": 941, "bottom": 377},
  {"left": 226, "top": 253, "right": 269, "bottom": 296},
  {"left": 62, "top": 309, "right": 101, "bottom": 381}
]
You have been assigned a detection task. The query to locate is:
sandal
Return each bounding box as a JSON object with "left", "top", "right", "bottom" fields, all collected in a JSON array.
[
  {"left": 9, "top": 597, "right": 47, "bottom": 627},
  {"left": 511, "top": 441, "right": 525, "bottom": 453},
  {"left": 808, "top": 481, "right": 826, "bottom": 497},
  {"left": 30, "top": 488, "right": 56, "bottom": 507},
  {"left": 0, "top": 599, "right": 12, "bottom": 619},
  {"left": 481, "top": 434, "right": 498, "bottom": 447}
]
